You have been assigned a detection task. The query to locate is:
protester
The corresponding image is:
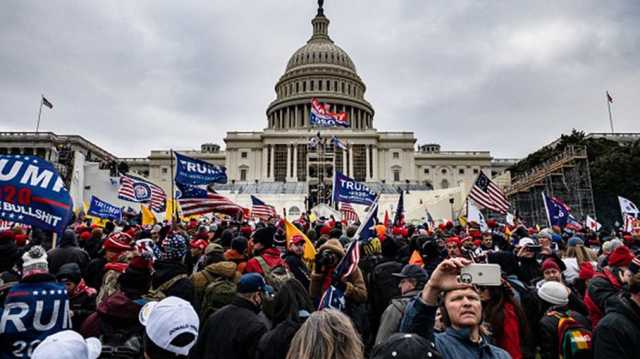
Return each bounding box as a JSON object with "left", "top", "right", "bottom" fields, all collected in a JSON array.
[
  {"left": 139, "top": 296, "right": 200, "bottom": 359},
  {"left": 47, "top": 229, "right": 91, "bottom": 276},
  {"left": 190, "top": 273, "right": 271, "bottom": 359},
  {"left": 56, "top": 262, "right": 97, "bottom": 330},
  {"left": 245, "top": 227, "right": 286, "bottom": 276},
  {"left": 283, "top": 234, "right": 311, "bottom": 290},
  {"left": 150, "top": 233, "right": 195, "bottom": 304},
  {"left": 225, "top": 236, "right": 249, "bottom": 274},
  {"left": 0, "top": 230, "right": 20, "bottom": 306},
  {"left": 370, "top": 332, "right": 441, "bottom": 359},
  {"left": 85, "top": 232, "right": 131, "bottom": 291},
  {"left": 31, "top": 330, "right": 101, "bottom": 359},
  {"left": 190, "top": 243, "right": 239, "bottom": 317},
  {"left": 285, "top": 309, "right": 364, "bottom": 359},
  {"left": 400, "top": 258, "right": 511, "bottom": 358}
]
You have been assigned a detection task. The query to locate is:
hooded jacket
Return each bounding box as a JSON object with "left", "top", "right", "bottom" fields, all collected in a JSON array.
[
  {"left": 309, "top": 239, "right": 367, "bottom": 304},
  {"left": 593, "top": 293, "right": 640, "bottom": 359},
  {"left": 151, "top": 259, "right": 195, "bottom": 305},
  {"left": 80, "top": 290, "right": 143, "bottom": 338},
  {"left": 47, "top": 230, "right": 91, "bottom": 275},
  {"left": 224, "top": 249, "right": 248, "bottom": 274},
  {"left": 245, "top": 247, "right": 285, "bottom": 275},
  {"left": 191, "top": 261, "right": 239, "bottom": 305}
]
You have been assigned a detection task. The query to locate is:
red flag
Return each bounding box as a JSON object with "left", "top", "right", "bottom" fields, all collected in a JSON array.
[{"left": 384, "top": 210, "right": 390, "bottom": 228}]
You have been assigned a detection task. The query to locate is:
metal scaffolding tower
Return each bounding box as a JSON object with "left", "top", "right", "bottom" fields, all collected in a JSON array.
[{"left": 506, "top": 145, "right": 596, "bottom": 226}]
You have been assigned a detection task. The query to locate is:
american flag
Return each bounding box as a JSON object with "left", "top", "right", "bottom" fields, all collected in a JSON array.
[
  {"left": 468, "top": 172, "right": 510, "bottom": 214},
  {"left": 177, "top": 183, "right": 244, "bottom": 217},
  {"left": 393, "top": 191, "right": 405, "bottom": 226},
  {"left": 118, "top": 174, "right": 166, "bottom": 212},
  {"left": 251, "top": 195, "right": 276, "bottom": 221},
  {"left": 335, "top": 238, "right": 361, "bottom": 280},
  {"left": 340, "top": 202, "right": 359, "bottom": 223}
]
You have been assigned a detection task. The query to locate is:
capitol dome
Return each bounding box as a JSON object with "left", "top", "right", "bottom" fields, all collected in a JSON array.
[{"left": 266, "top": 3, "right": 374, "bottom": 131}]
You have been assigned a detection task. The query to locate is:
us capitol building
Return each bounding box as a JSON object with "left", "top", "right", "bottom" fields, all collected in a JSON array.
[{"left": 0, "top": 3, "right": 517, "bottom": 217}]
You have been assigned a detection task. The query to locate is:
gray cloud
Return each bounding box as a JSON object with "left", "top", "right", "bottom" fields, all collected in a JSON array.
[{"left": 1, "top": 0, "right": 638, "bottom": 158}]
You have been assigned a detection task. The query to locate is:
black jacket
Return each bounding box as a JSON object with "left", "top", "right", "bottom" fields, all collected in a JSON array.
[
  {"left": 538, "top": 305, "right": 590, "bottom": 359},
  {"left": 85, "top": 257, "right": 107, "bottom": 290},
  {"left": 593, "top": 293, "right": 640, "bottom": 359},
  {"left": 256, "top": 319, "right": 304, "bottom": 359},
  {"left": 47, "top": 233, "right": 91, "bottom": 275},
  {"left": 283, "top": 251, "right": 310, "bottom": 290},
  {"left": 191, "top": 296, "right": 268, "bottom": 359},
  {"left": 151, "top": 260, "right": 195, "bottom": 305}
]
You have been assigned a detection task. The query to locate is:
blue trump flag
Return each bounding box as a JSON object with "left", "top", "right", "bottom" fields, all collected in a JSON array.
[
  {"left": 0, "top": 155, "right": 73, "bottom": 234},
  {"left": 88, "top": 195, "right": 122, "bottom": 221},
  {"left": 542, "top": 193, "right": 571, "bottom": 227},
  {"left": 175, "top": 152, "right": 227, "bottom": 185},
  {"left": 332, "top": 171, "right": 377, "bottom": 206}
]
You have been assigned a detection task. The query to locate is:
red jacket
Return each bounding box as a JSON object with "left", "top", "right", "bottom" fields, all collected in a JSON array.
[
  {"left": 498, "top": 301, "right": 522, "bottom": 359},
  {"left": 244, "top": 248, "right": 285, "bottom": 275}
]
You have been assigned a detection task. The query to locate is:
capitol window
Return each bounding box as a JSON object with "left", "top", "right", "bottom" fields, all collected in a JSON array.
[
  {"left": 310, "top": 81, "right": 314, "bottom": 91},
  {"left": 240, "top": 169, "right": 247, "bottom": 182},
  {"left": 424, "top": 168, "right": 429, "bottom": 174},
  {"left": 393, "top": 170, "right": 400, "bottom": 182},
  {"left": 241, "top": 152, "right": 247, "bottom": 159},
  {"left": 162, "top": 167, "right": 168, "bottom": 174},
  {"left": 473, "top": 168, "right": 479, "bottom": 174},
  {"left": 393, "top": 152, "right": 399, "bottom": 159},
  {"left": 441, "top": 168, "right": 447, "bottom": 175},
  {"left": 441, "top": 179, "right": 449, "bottom": 189},
  {"left": 459, "top": 168, "right": 465, "bottom": 175}
]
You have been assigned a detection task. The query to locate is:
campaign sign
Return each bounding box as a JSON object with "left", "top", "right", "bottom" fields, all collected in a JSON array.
[
  {"left": 88, "top": 195, "right": 122, "bottom": 221},
  {"left": 0, "top": 281, "right": 71, "bottom": 358},
  {"left": 0, "top": 155, "right": 73, "bottom": 234},
  {"left": 175, "top": 152, "right": 227, "bottom": 185},
  {"left": 332, "top": 171, "right": 377, "bottom": 206}
]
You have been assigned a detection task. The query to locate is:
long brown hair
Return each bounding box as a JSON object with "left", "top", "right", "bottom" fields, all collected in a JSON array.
[{"left": 285, "top": 309, "right": 364, "bottom": 359}]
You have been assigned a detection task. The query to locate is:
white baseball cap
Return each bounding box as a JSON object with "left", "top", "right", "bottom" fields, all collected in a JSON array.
[
  {"left": 32, "top": 330, "right": 101, "bottom": 359},
  {"left": 139, "top": 296, "right": 199, "bottom": 356}
]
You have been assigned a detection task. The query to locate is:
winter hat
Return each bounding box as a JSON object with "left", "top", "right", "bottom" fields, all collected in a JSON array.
[
  {"left": 252, "top": 227, "right": 275, "bottom": 248},
  {"left": 103, "top": 232, "right": 132, "bottom": 253},
  {"left": 79, "top": 231, "right": 92, "bottom": 241},
  {"left": 370, "top": 333, "right": 441, "bottom": 359},
  {"left": 160, "top": 233, "right": 188, "bottom": 261},
  {"left": 381, "top": 237, "right": 399, "bottom": 258},
  {"left": 231, "top": 236, "right": 248, "bottom": 253},
  {"left": 446, "top": 237, "right": 461, "bottom": 247},
  {"left": 31, "top": 330, "right": 101, "bottom": 359},
  {"left": 190, "top": 239, "right": 208, "bottom": 251},
  {"left": 0, "top": 230, "right": 18, "bottom": 271},
  {"left": 56, "top": 263, "right": 82, "bottom": 284},
  {"left": 628, "top": 257, "right": 640, "bottom": 275},
  {"left": 579, "top": 262, "right": 596, "bottom": 281},
  {"left": 542, "top": 258, "right": 561, "bottom": 272},
  {"left": 237, "top": 273, "right": 273, "bottom": 295},
  {"left": 119, "top": 255, "right": 152, "bottom": 295},
  {"left": 608, "top": 246, "right": 634, "bottom": 268},
  {"left": 22, "top": 245, "right": 48, "bottom": 277},
  {"left": 139, "top": 296, "right": 199, "bottom": 356},
  {"left": 567, "top": 236, "right": 584, "bottom": 247},
  {"left": 537, "top": 281, "right": 569, "bottom": 306},
  {"left": 291, "top": 234, "right": 306, "bottom": 245},
  {"left": 204, "top": 243, "right": 224, "bottom": 256},
  {"left": 240, "top": 225, "right": 252, "bottom": 237}
]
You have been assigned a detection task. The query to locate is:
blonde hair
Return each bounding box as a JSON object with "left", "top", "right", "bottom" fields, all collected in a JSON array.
[
  {"left": 285, "top": 309, "right": 364, "bottom": 359},
  {"left": 565, "top": 245, "right": 597, "bottom": 266}
]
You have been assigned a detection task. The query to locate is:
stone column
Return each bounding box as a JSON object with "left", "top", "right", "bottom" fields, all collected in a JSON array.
[
  {"left": 286, "top": 145, "right": 292, "bottom": 181},
  {"left": 269, "top": 145, "right": 275, "bottom": 181},
  {"left": 372, "top": 145, "right": 379, "bottom": 181},
  {"left": 349, "top": 145, "right": 354, "bottom": 177},
  {"left": 304, "top": 104, "right": 309, "bottom": 128},
  {"left": 365, "top": 144, "right": 371, "bottom": 181},
  {"left": 342, "top": 147, "right": 348, "bottom": 174},
  {"left": 295, "top": 105, "right": 299, "bottom": 127},
  {"left": 262, "top": 147, "right": 268, "bottom": 180},
  {"left": 293, "top": 144, "right": 298, "bottom": 180},
  {"left": 350, "top": 107, "right": 355, "bottom": 129}
]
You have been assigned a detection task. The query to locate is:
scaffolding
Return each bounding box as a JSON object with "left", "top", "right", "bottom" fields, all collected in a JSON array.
[{"left": 506, "top": 145, "right": 596, "bottom": 226}]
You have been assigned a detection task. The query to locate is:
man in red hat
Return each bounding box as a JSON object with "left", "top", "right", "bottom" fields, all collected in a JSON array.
[
  {"left": 283, "top": 234, "right": 310, "bottom": 289},
  {"left": 446, "top": 237, "right": 462, "bottom": 258},
  {"left": 585, "top": 245, "right": 635, "bottom": 327}
]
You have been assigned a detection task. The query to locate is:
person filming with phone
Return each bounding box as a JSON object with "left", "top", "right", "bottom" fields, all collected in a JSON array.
[{"left": 399, "top": 258, "right": 511, "bottom": 359}]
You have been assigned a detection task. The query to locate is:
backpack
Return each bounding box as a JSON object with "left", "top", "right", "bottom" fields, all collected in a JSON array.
[
  {"left": 548, "top": 310, "right": 592, "bottom": 359},
  {"left": 144, "top": 274, "right": 188, "bottom": 302},
  {"left": 98, "top": 320, "right": 143, "bottom": 359},
  {"left": 199, "top": 271, "right": 237, "bottom": 320},
  {"left": 255, "top": 256, "right": 293, "bottom": 292}
]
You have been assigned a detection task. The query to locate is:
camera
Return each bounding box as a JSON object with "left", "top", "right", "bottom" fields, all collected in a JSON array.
[{"left": 315, "top": 250, "right": 337, "bottom": 267}]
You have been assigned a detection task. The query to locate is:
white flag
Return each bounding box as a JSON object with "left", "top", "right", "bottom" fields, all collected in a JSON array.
[
  {"left": 468, "top": 200, "right": 488, "bottom": 232},
  {"left": 618, "top": 196, "right": 639, "bottom": 216},
  {"left": 586, "top": 215, "right": 601, "bottom": 231},
  {"left": 505, "top": 212, "right": 515, "bottom": 226},
  {"left": 623, "top": 213, "right": 637, "bottom": 232}
]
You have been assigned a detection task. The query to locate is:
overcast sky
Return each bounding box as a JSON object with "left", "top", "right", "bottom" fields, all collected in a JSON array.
[{"left": 1, "top": 1, "right": 638, "bottom": 159}]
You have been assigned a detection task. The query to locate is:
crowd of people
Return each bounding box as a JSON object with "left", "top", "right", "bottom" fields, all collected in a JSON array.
[{"left": 0, "top": 210, "right": 639, "bottom": 358}]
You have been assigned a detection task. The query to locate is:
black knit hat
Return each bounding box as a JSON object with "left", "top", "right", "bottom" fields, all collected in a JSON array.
[
  {"left": 231, "top": 236, "right": 248, "bottom": 253},
  {"left": 252, "top": 227, "right": 275, "bottom": 248},
  {"left": 370, "top": 333, "right": 441, "bottom": 359},
  {"left": 56, "top": 262, "right": 82, "bottom": 284},
  {"left": 119, "top": 256, "right": 152, "bottom": 296}
]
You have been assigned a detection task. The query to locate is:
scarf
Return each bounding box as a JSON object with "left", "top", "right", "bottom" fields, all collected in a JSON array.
[{"left": 70, "top": 279, "right": 97, "bottom": 299}]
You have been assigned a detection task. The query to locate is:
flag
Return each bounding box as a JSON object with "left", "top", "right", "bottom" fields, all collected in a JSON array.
[
  {"left": 353, "top": 200, "right": 379, "bottom": 243},
  {"left": 118, "top": 174, "right": 166, "bottom": 212},
  {"left": 284, "top": 219, "right": 317, "bottom": 261},
  {"left": 251, "top": 195, "right": 276, "bottom": 221},
  {"left": 624, "top": 213, "right": 639, "bottom": 232},
  {"left": 141, "top": 204, "right": 157, "bottom": 225},
  {"left": 467, "top": 199, "right": 488, "bottom": 232},
  {"left": 409, "top": 250, "right": 424, "bottom": 266},
  {"left": 331, "top": 135, "right": 347, "bottom": 150},
  {"left": 310, "top": 98, "right": 350, "bottom": 127},
  {"left": 42, "top": 96, "right": 53, "bottom": 109},
  {"left": 340, "top": 202, "right": 359, "bottom": 223},
  {"left": 393, "top": 192, "right": 404, "bottom": 226},
  {"left": 542, "top": 193, "right": 572, "bottom": 227},
  {"left": 174, "top": 152, "right": 227, "bottom": 185},
  {"left": 177, "top": 182, "right": 244, "bottom": 217},
  {"left": 586, "top": 215, "right": 601, "bottom": 231},
  {"left": 618, "top": 196, "right": 639, "bottom": 216},
  {"left": 308, "top": 131, "right": 321, "bottom": 149},
  {"left": 468, "top": 172, "right": 510, "bottom": 214},
  {"left": 332, "top": 171, "right": 377, "bottom": 206},
  {"left": 607, "top": 91, "right": 614, "bottom": 103},
  {"left": 87, "top": 196, "right": 122, "bottom": 221},
  {"left": 505, "top": 212, "right": 515, "bottom": 226},
  {"left": 425, "top": 209, "right": 435, "bottom": 230},
  {"left": 383, "top": 210, "right": 390, "bottom": 228}
]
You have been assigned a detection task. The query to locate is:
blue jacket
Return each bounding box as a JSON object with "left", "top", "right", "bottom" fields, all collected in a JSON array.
[{"left": 400, "top": 295, "right": 511, "bottom": 359}]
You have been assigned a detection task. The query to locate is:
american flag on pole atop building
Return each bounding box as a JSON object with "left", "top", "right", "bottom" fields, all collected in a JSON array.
[
  {"left": 340, "top": 202, "right": 359, "bottom": 223},
  {"left": 468, "top": 172, "right": 510, "bottom": 214},
  {"left": 118, "top": 174, "right": 166, "bottom": 212},
  {"left": 251, "top": 195, "right": 276, "bottom": 221}
]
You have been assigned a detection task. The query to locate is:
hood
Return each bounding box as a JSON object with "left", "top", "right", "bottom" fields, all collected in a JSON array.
[
  {"left": 151, "top": 259, "right": 188, "bottom": 288},
  {"left": 605, "top": 293, "right": 640, "bottom": 323},
  {"left": 204, "top": 261, "right": 239, "bottom": 280},
  {"left": 97, "top": 291, "right": 142, "bottom": 320},
  {"left": 60, "top": 229, "right": 78, "bottom": 247},
  {"left": 318, "top": 239, "right": 345, "bottom": 257}
]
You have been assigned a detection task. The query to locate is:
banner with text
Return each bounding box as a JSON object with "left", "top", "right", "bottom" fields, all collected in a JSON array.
[
  {"left": 88, "top": 195, "right": 122, "bottom": 221},
  {"left": 0, "top": 155, "right": 73, "bottom": 234},
  {"left": 332, "top": 171, "right": 377, "bottom": 206},
  {"left": 175, "top": 152, "right": 227, "bottom": 185}
]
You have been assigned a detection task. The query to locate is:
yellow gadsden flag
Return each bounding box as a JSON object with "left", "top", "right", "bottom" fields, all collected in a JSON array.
[
  {"left": 284, "top": 218, "right": 317, "bottom": 262},
  {"left": 141, "top": 204, "right": 157, "bottom": 226}
]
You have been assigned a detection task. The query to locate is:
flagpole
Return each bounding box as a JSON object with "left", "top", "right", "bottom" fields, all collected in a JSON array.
[
  {"left": 35, "top": 95, "right": 43, "bottom": 133},
  {"left": 170, "top": 149, "right": 176, "bottom": 224},
  {"left": 607, "top": 92, "right": 614, "bottom": 134}
]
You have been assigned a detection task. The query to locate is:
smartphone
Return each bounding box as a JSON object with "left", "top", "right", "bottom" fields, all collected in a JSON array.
[{"left": 459, "top": 264, "right": 502, "bottom": 286}]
